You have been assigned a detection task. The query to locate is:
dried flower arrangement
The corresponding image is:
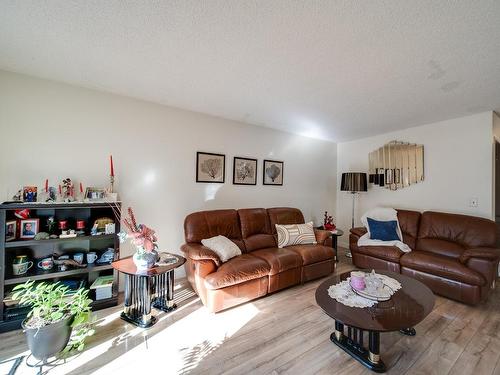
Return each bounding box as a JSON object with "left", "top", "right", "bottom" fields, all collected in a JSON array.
[{"left": 119, "top": 207, "right": 159, "bottom": 269}]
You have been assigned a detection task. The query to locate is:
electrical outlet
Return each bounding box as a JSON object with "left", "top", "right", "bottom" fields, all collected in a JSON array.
[{"left": 469, "top": 197, "right": 478, "bottom": 208}]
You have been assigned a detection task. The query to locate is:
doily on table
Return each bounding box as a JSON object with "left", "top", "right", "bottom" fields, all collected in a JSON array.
[{"left": 327, "top": 273, "right": 402, "bottom": 308}]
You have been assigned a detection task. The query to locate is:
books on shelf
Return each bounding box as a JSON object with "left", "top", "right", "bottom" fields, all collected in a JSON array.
[{"left": 90, "top": 275, "right": 114, "bottom": 300}]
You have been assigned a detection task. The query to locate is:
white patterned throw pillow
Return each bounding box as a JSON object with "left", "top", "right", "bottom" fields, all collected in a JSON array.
[
  {"left": 275, "top": 222, "right": 317, "bottom": 248},
  {"left": 201, "top": 235, "right": 242, "bottom": 263}
]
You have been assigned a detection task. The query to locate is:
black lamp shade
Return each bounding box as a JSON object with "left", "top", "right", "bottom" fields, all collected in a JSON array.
[{"left": 341, "top": 172, "right": 368, "bottom": 192}]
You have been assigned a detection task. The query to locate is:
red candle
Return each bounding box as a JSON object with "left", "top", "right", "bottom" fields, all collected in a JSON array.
[
  {"left": 45, "top": 179, "right": 48, "bottom": 193},
  {"left": 59, "top": 184, "right": 62, "bottom": 194},
  {"left": 110, "top": 155, "right": 114, "bottom": 177},
  {"left": 80, "top": 182, "right": 83, "bottom": 193}
]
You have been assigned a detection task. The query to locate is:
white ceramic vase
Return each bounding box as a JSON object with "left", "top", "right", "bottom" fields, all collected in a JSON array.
[{"left": 132, "top": 248, "right": 159, "bottom": 270}]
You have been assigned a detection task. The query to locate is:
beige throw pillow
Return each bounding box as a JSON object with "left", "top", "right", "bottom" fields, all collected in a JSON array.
[
  {"left": 276, "top": 222, "right": 317, "bottom": 248},
  {"left": 201, "top": 235, "right": 242, "bottom": 263}
]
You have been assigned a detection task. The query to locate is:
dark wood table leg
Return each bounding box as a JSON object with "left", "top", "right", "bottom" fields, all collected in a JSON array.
[
  {"left": 330, "top": 321, "right": 386, "bottom": 373},
  {"left": 120, "top": 275, "right": 156, "bottom": 328},
  {"left": 332, "top": 235, "right": 339, "bottom": 262},
  {"left": 152, "top": 270, "right": 177, "bottom": 313}
]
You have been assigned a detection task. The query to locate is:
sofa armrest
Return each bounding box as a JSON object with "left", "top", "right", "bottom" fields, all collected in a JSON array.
[
  {"left": 314, "top": 229, "right": 332, "bottom": 245},
  {"left": 180, "top": 243, "right": 222, "bottom": 267},
  {"left": 459, "top": 247, "right": 500, "bottom": 264},
  {"left": 350, "top": 227, "right": 367, "bottom": 238}
]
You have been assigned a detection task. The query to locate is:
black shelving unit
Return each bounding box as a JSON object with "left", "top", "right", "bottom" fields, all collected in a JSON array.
[{"left": 0, "top": 201, "right": 121, "bottom": 332}]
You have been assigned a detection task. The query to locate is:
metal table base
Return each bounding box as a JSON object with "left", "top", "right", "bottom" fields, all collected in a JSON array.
[
  {"left": 122, "top": 270, "right": 177, "bottom": 328},
  {"left": 331, "top": 321, "right": 416, "bottom": 373}
]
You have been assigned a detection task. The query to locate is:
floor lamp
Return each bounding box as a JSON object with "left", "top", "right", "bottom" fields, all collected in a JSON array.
[{"left": 341, "top": 172, "right": 368, "bottom": 258}]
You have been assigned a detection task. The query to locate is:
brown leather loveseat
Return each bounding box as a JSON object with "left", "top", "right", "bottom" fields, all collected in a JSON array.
[
  {"left": 181, "top": 207, "right": 334, "bottom": 312},
  {"left": 350, "top": 210, "right": 500, "bottom": 305}
]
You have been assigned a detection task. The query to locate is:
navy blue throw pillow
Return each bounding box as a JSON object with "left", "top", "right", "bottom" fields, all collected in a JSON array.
[{"left": 367, "top": 217, "right": 400, "bottom": 241}]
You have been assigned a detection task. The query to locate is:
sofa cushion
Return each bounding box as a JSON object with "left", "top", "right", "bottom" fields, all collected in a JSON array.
[
  {"left": 184, "top": 209, "right": 245, "bottom": 251},
  {"left": 356, "top": 245, "right": 404, "bottom": 263},
  {"left": 201, "top": 235, "right": 242, "bottom": 263},
  {"left": 204, "top": 254, "right": 271, "bottom": 290},
  {"left": 268, "top": 207, "right": 305, "bottom": 233},
  {"left": 418, "top": 211, "right": 496, "bottom": 248},
  {"left": 366, "top": 218, "right": 400, "bottom": 241},
  {"left": 400, "top": 251, "right": 485, "bottom": 286},
  {"left": 238, "top": 208, "right": 277, "bottom": 251},
  {"left": 416, "top": 238, "right": 465, "bottom": 259},
  {"left": 286, "top": 244, "right": 334, "bottom": 266},
  {"left": 251, "top": 247, "right": 302, "bottom": 275},
  {"left": 397, "top": 209, "right": 421, "bottom": 249},
  {"left": 276, "top": 222, "right": 317, "bottom": 248}
]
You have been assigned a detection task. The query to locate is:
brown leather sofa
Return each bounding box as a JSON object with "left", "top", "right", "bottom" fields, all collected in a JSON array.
[
  {"left": 350, "top": 210, "right": 500, "bottom": 305},
  {"left": 181, "top": 207, "right": 334, "bottom": 312}
]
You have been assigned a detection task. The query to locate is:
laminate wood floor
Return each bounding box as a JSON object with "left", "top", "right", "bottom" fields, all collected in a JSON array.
[{"left": 1, "top": 248, "right": 499, "bottom": 375}]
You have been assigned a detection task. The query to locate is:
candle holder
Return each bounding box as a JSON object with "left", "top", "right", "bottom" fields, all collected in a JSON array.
[{"left": 109, "top": 175, "right": 115, "bottom": 193}]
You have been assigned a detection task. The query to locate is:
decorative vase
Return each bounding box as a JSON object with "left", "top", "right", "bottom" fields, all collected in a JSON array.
[{"left": 132, "top": 248, "right": 159, "bottom": 270}]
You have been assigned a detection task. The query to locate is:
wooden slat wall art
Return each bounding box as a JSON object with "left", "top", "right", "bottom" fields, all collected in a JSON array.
[{"left": 368, "top": 141, "right": 424, "bottom": 190}]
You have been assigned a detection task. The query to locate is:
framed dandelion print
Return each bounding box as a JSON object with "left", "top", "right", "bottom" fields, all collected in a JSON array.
[
  {"left": 196, "top": 152, "right": 225, "bottom": 183},
  {"left": 233, "top": 157, "right": 257, "bottom": 185},
  {"left": 263, "top": 159, "right": 283, "bottom": 185}
]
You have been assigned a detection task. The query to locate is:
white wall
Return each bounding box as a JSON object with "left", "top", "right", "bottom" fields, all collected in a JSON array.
[
  {"left": 0, "top": 71, "right": 337, "bottom": 275},
  {"left": 337, "top": 112, "right": 494, "bottom": 246}
]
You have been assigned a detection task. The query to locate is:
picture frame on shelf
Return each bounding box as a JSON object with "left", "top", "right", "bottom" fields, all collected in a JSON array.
[
  {"left": 5, "top": 220, "right": 16, "bottom": 242},
  {"left": 196, "top": 152, "right": 225, "bottom": 183},
  {"left": 233, "top": 157, "right": 257, "bottom": 185},
  {"left": 263, "top": 159, "right": 284, "bottom": 186},
  {"left": 20, "top": 218, "right": 39, "bottom": 239},
  {"left": 85, "top": 187, "right": 107, "bottom": 201},
  {"left": 22, "top": 186, "right": 37, "bottom": 202}
]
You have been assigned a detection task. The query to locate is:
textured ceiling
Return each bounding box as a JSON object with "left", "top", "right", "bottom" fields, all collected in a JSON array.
[{"left": 1, "top": 1, "right": 500, "bottom": 141}]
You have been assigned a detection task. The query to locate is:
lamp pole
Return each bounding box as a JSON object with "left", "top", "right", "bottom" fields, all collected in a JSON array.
[{"left": 351, "top": 191, "right": 357, "bottom": 229}]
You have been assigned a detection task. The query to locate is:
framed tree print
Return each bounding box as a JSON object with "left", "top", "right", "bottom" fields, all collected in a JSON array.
[
  {"left": 233, "top": 157, "right": 257, "bottom": 185},
  {"left": 263, "top": 159, "right": 284, "bottom": 185},
  {"left": 196, "top": 152, "right": 225, "bottom": 183}
]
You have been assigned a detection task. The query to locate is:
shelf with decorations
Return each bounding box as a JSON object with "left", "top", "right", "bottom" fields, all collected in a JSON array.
[{"left": 0, "top": 201, "right": 121, "bottom": 333}]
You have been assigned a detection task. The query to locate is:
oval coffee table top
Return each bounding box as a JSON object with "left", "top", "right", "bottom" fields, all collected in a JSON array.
[
  {"left": 315, "top": 270, "right": 435, "bottom": 332},
  {"left": 112, "top": 253, "right": 186, "bottom": 276}
]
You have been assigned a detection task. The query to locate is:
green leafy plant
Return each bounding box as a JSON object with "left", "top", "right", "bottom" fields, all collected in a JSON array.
[{"left": 12, "top": 280, "right": 95, "bottom": 352}]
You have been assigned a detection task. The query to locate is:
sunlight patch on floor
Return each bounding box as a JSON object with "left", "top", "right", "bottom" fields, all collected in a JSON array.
[{"left": 95, "top": 302, "right": 260, "bottom": 374}]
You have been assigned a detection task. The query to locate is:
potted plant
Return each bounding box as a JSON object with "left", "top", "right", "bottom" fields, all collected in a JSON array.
[
  {"left": 12, "top": 280, "right": 94, "bottom": 361},
  {"left": 120, "top": 207, "right": 159, "bottom": 270}
]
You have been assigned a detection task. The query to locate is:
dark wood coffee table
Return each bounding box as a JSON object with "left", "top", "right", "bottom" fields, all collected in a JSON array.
[
  {"left": 112, "top": 253, "right": 185, "bottom": 328},
  {"left": 315, "top": 270, "right": 435, "bottom": 373}
]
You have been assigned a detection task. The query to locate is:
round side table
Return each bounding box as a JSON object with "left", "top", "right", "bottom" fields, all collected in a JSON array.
[
  {"left": 112, "top": 253, "right": 186, "bottom": 328},
  {"left": 315, "top": 270, "right": 435, "bottom": 372},
  {"left": 316, "top": 226, "right": 344, "bottom": 262}
]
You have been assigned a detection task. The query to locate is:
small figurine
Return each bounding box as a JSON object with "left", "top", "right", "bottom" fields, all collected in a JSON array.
[
  {"left": 105, "top": 223, "right": 115, "bottom": 234},
  {"left": 34, "top": 232, "right": 50, "bottom": 240},
  {"left": 46, "top": 186, "right": 56, "bottom": 202},
  {"left": 93, "top": 217, "right": 114, "bottom": 235},
  {"left": 61, "top": 178, "right": 75, "bottom": 202},
  {"left": 60, "top": 229, "right": 77, "bottom": 238},
  {"left": 39, "top": 179, "right": 56, "bottom": 202},
  {"left": 96, "top": 248, "right": 115, "bottom": 264},
  {"left": 15, "top": 209, "right": 30, "bottom": 219},
  {"left": 12, "top": 190, "right": 22, "bottom": 202},
  {"left": 90, "top": 223, "right": 99, "bottom": 236},
  {"left": 323, "top": 211, "right": 335, "bottom": 231}
]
